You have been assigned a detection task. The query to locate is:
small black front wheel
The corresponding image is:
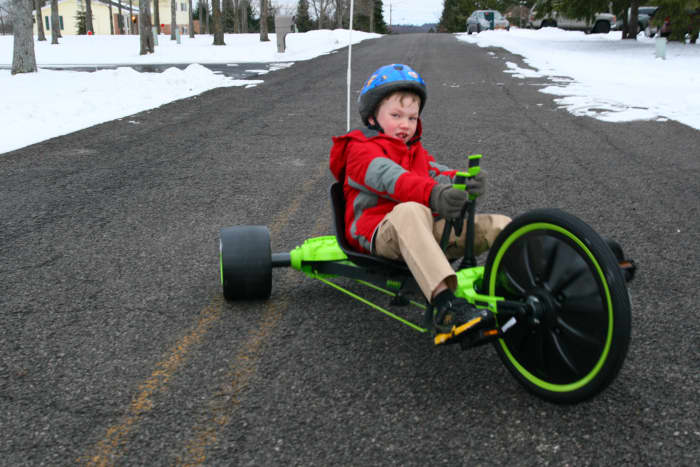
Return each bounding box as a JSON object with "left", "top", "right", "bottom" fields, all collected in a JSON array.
[
  {"left": 219, "top": 225, "right": 272, "bottom": 300},
  {"left": 484, "top": 209, "right": 631, "bottom": 403}
]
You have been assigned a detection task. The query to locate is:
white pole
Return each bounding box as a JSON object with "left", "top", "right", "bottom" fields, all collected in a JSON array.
[{"left": 346, "top": 0, "right": 355, "bottom": 132}]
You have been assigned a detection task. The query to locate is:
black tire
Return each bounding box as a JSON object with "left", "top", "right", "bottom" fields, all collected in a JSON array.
[
  {"left": 483, "top": 209, "right": 631, "bottom": 403},
  {"left": 219, "top": 225, "right": 272, "bottom": 300},
  {"left": 476, "top": 24, "right": 481, "bottom": 33},
  {"left": 591, "top": 20, "right": 610, "bottom": 34}
]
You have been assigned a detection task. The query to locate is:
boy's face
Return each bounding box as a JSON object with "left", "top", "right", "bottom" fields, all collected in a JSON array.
[{"left": 369, "top": 93, "right": 420, "bottom": 144}]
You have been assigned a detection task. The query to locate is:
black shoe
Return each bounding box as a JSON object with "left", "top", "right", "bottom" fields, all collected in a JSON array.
[{"left": 432, "top": 290, "right": 492, "bottom": 346}]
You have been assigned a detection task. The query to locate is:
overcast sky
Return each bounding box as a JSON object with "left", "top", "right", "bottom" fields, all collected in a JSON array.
[{"left": 278, "top": 0, "right": 444, "bottom": 26}]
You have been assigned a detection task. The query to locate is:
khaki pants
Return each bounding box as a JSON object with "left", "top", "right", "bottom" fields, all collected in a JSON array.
[{"left": 373, "top": 202, "right": 511, "bottom": 301}]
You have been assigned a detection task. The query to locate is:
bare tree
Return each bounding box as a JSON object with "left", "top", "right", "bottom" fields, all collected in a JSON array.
[
  {"left": 211, "top": 0, "right": 224, "bottom": 44},
  {"left": 188, "top": 0, "right": 193, "bottom": 36},
  {"left": 238, "top": 0, "right": 247, "bottom": 32},
  {"left": 154, "top": 0, "right": 160, "bottom": 33},
  {"left": 368, "top": 0, "right": 373, "bottom": 32},
  {"left": 222, "top": 0, "right": 232, "bottom": 31},
  {"left": 10, "top": 0, "right": 36, "bottom": 73},
  {"left": 85, "top": 0, "right": 94, "bottom": 34},
  {"left": 334, "top": 0, "right": 344, "bottom": 28},
  {"left": 170, "top": 0, "right": 176, "bottom": 38},
  {"left": 50, "top": 0, "right": 59, "bottom": 43},
  {"left": 129, "top": 0, "right": 133, "bottom": 33},
  {"left": 199, "top": 0, "right": 208, "bottom": 34},
  {"left": 34, "top": 0, "right": 46, "bottom": 40},
  {"left": 118, "top": 0, "right": 123, "bottom": 34},
  {"left": 309, "top": 0, "right": 331, "bottom": 29},
  {"left": 108, "top": 0, "right": 114, "bottom": 34},
  {"left": 139, "top": 0, "right": 154, "bottom": 53},
  {"left": 259, "top": 0, "right": 268, "bottom": 40}
]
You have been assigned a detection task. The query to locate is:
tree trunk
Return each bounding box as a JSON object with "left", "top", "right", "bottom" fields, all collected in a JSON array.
[
  {"left": 369, "top": 0, "right": 374, "bottom": 32},
  {"left": 212, "top": 0, "right": 224, "bottom": 44},
  {"left": 50, "top": 0, "right": 59, "bottom": 43},
  {"left": 118, "top": 0, "right": 123, "bottom": 34},
  {"left": 129, "top": 0, "right": 133, "bottom": 33},
  {"left": 35, "top": 0, "right": 46, "bottom": 40},
  {"left": 199, "top": 1, "right": 206, "bottom": 34},
  {"left": 628, "top": 0, "right": 639, "bottom": 39},
  {"left": 170, "top": 0, "right": 176, "bottom": 39},
  {"left": 11, "top": 0, "right": 37, "bottom": 74},
  {"left": 232, "top": 0, "right": 238, "bottom": 32},
  {"left": 154, "top": 0, "right": 161, "bottom": 33},
  {"left": 188, "top": 0, "right": 193, "bottom": 36},
  {"left": 222, "top": 0, "right": 232, "bottom": 32},
  {"left": 109, "top": 2, "right": 114, "bottom": 34},
  {"left": 259, "top": 0, "right": 268, "bottom": 40},
  {"left": 335, "top": 0, "right": 343, "bottom": 29},
  {"left": 239, "top": 0, "right": 247, "bottom": 33},
  {"left": 85, "top": 0, "right": 94, "bottom": 34},
  {"left": 139, "top": 0, "right": 154, "bottom": 53}
]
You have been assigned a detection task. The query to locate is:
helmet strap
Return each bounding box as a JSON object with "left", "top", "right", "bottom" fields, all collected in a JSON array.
[{"left": 367, "top": 122, "right": 384, "bottom": 133}]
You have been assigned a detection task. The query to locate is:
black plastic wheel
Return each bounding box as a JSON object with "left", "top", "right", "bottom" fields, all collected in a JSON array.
[
  {"left": 483, "top": 209, "right": 631, "bottom": 403},
  {"left": 219, "top": 225, "right": 272, "bottom": 300}
]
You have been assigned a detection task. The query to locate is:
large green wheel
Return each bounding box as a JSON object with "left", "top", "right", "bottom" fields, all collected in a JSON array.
[{"left": 483, "top": 209, "right": 631, "bottom": 403}]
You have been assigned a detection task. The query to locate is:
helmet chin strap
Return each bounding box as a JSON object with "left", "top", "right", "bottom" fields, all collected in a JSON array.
[
  {"left": 367, "top": 116, "right": 384, "bottom": 134},
  {"left": 367, "top": 122, "right": 384, "bottom": 133}
]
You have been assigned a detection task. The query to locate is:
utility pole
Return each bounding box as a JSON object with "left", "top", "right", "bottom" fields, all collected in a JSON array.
[{"left": 389, "top": 0, "right": 392, "bottom": 28}]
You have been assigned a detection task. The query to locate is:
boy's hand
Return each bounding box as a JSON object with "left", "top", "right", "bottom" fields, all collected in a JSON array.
[
  {"left": 465, "top": 170, "right": 486, "bottom": 197},
  {"left": 430, "top": 184, "right": 468, "bottom": 219}
]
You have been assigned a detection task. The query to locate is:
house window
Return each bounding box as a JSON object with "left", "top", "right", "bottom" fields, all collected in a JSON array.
[
  {"left": 44, "top": 15, "right": 64, "bottom": 30},
  {"left": 180, "top": 3, "right": 186, "bottom": 11}
]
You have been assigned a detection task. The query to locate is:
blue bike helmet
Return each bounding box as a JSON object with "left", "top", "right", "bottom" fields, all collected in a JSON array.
[{"left": 358, "top": 63, "right": 427, "bottom": 126}]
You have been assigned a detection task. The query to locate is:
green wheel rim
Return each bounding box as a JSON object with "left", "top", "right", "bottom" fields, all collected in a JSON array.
[{"left": 490, "top": 223, "right": 614, "bottom": 392}]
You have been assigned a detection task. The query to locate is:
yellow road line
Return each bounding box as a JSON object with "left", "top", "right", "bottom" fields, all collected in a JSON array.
[
  {"left": 80, "top": 163, "right": 329, "bottom": 466},
  {"left": 175, "top": 214, "right": 329, "bottom": 466}
]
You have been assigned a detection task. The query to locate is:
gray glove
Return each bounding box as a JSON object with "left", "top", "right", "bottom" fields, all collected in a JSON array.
[
  {"left": 430, "top": 184, "right": 468, "bottom": 219},
  {"left": 465, "top": 170, "right": 486, "bottom": 198}
]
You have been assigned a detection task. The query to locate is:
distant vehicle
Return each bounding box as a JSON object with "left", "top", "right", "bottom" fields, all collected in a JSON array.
[
  {"left": 466, "top": 10, "right": 510, "bottom": 34},
  {"left": 528, "top": 0, "right": 617, "bottom": 34}
]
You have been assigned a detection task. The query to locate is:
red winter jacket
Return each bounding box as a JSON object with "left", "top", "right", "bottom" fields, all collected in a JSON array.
[{"left": 329, "top": 120, "right": 457, "bottom": 254}]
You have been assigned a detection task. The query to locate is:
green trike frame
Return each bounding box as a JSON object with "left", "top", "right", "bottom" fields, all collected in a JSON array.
[{"left": 220, "top": 159, "right": 636, "bottom": 404}]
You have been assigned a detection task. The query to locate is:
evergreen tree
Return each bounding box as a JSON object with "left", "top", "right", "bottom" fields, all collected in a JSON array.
[
  {"left": 295, "top": 0, "right": 313, "bottom": 32},
  {"left": 75, "top": 9, "right": 90, "bottom": 34}
]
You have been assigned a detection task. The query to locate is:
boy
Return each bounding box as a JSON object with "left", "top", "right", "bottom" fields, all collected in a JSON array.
[{"left": 329, "top": 64, "right": 511, "bottom": 345}]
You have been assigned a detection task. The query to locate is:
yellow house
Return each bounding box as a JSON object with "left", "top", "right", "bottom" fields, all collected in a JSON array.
[{"left": 33, "top": 0, "right": 192, "bottom": 36}]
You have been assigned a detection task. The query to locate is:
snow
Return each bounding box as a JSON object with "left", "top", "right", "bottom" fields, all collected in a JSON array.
[
  {"left": 0, "top": 30, "right": 381, "bottom": 154},
  {"left": 457, "top": 27, "right": 700, "bottom": 130},
  {"left": 1, "top": 27, "right": 698, "bottom": 155}
]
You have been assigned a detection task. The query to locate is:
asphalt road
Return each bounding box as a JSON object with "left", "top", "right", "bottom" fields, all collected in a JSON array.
[{"left": 1, "top": 33, "right": 698, "bottom": 466}]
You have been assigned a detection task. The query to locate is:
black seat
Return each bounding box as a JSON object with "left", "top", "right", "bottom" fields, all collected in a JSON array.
[{"left": 330, "top": 182, "right": 410, "bottom": 274}]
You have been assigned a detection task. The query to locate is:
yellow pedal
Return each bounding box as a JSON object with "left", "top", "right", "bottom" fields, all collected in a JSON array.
[{"left": 433, "top": 317, "right": 482, "bottom": 345}]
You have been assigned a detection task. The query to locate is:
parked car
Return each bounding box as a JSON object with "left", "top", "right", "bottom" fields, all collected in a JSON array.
[
  {"left": 528, "top": 0, "right": 617, "bottom": 33},
  {"left": 466, "top": 10, "right": 510, "bottom": 34}
]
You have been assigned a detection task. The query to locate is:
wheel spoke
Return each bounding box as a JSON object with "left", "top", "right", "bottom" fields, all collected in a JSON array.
[
  {"left": 562, "top": 291, "right": 604, "bottom": 315},
  {"left": 550, "top": 329, "right": 582, "bottom": 376},
  {"left": 557, "top": 316, "right": 604, "bottom": 348},
  {"left": 543, "top": 240, "right": 560, "bottom": 284},
  {"left": 551, "top": 262, "right": 589, "bottom": 296},
  {"left": 522, "top": 239, "right": 537, "bottom": 287},
  {"left": 502, "top": 270, "right": 527, "bottom": 297}
]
